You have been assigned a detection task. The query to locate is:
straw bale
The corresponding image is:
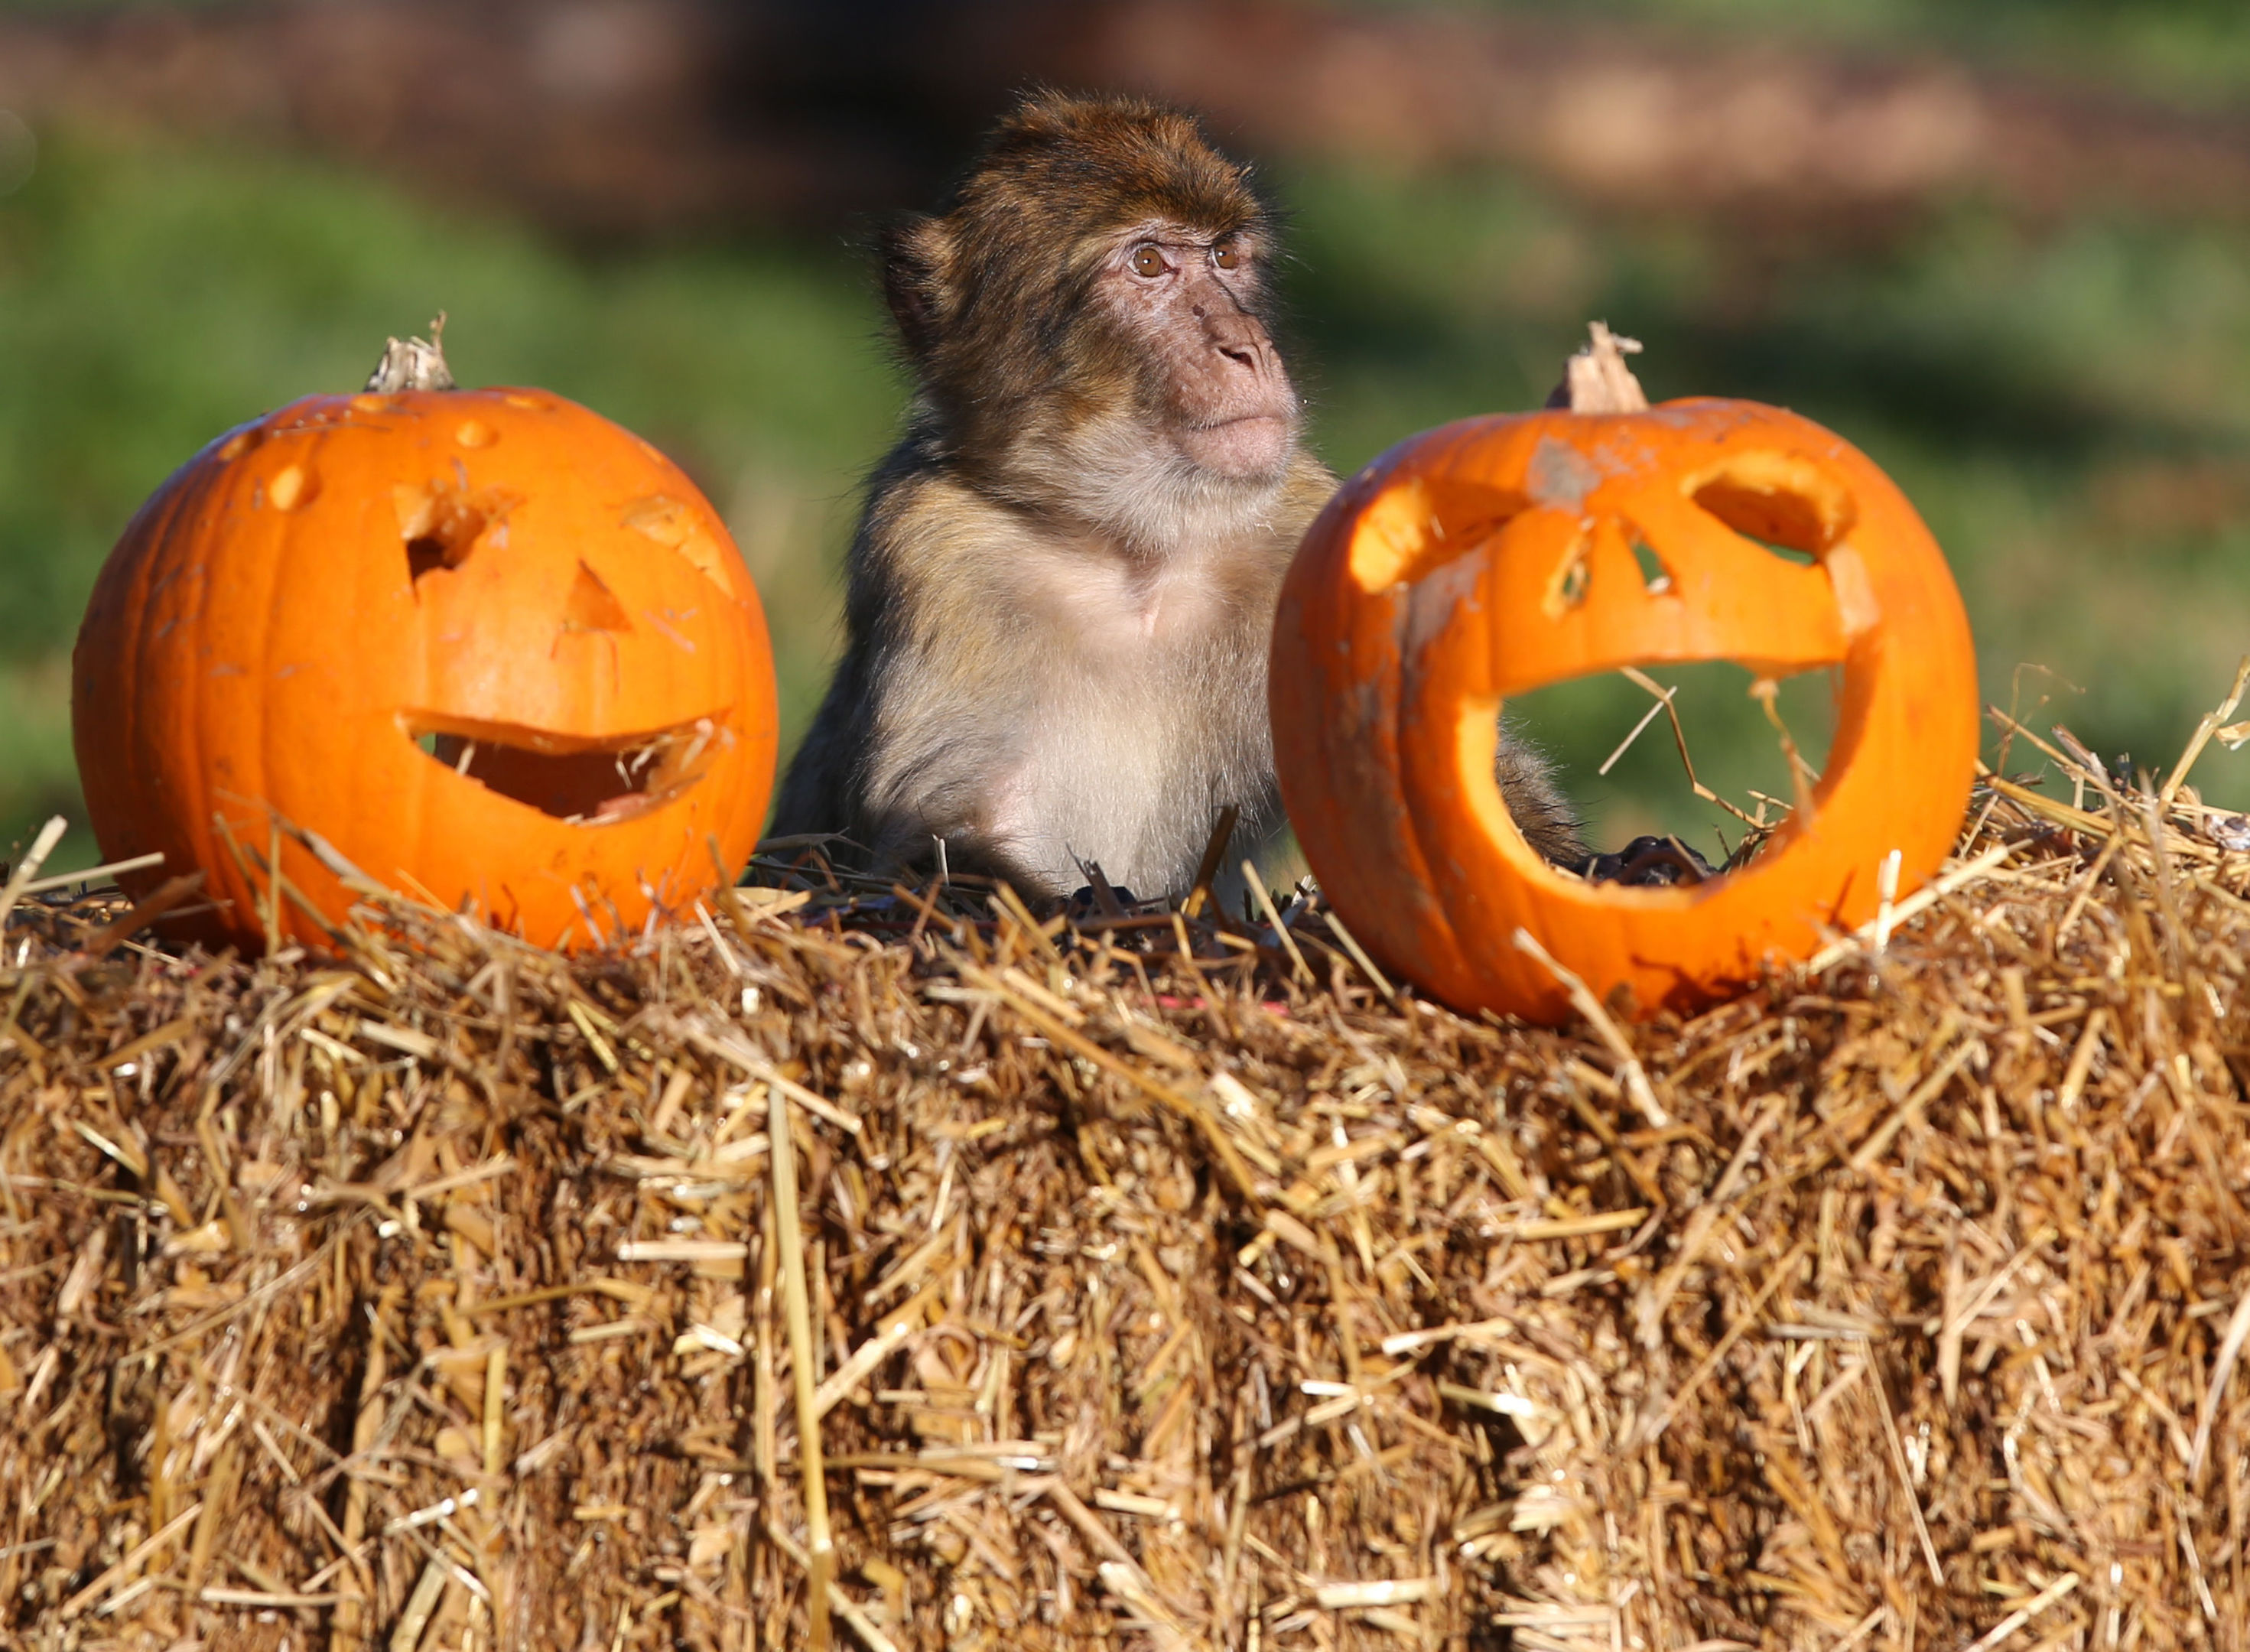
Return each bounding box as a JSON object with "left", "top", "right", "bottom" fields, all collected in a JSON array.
[{"left": 6, "top": 706, "right": 2250, "bottom": 1649}]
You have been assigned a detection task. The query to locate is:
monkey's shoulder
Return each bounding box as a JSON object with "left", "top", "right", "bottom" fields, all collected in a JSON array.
[
  {"left": 1277, "top": 450, "right": 1343, "bottom": 528},
  {"left": 863, "top": 465, "right": 1024, "bottom": 563}
]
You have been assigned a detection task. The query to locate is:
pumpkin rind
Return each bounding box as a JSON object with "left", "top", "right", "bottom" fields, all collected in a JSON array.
[
  {"left": 73, "top": 386, "right": 779, "bottom": 953},
  {"left": 1271, "top": 398, "right": 1979, "bottom": 1022}
]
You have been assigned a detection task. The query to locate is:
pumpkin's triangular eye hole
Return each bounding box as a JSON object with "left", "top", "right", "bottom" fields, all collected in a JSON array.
[
  {"left": 1630, "top": 538, "right": 1673, "bottom": 593},
  {"left": 622, "top": 494, "right": 738, "bottom": 597},
  {"left": 405, "top": 529, "right": 460, "bottom": 583},
  {"left": 397, "top": 480, "right": 518, "bottom": 586},
  {"left": 561, "top": 561, "right": 634, "bottom": 635},
  {"left": 1347, "top": 476, "right": 1528, "bottom": 592}
]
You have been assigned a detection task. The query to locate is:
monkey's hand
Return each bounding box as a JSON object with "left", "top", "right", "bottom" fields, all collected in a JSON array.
[{"left": 1581, "top": 835, "right": 1715, "bottom": 887}]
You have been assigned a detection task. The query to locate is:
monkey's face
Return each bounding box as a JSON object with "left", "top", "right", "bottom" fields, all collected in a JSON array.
[{"left": 1088, "top": 222, "right": 1299, "bottom": 482}]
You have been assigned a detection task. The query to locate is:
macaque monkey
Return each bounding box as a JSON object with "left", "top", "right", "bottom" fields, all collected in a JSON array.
[{"left": 772, "top": 91, "right": 1583, "bottom": 900}]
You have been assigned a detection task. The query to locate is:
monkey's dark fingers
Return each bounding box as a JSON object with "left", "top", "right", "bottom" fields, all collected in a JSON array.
[{"left": 1582, "top": 834, "right": 1716, "bottom": 887}]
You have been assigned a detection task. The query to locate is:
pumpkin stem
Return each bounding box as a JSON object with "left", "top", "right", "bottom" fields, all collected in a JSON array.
[
  {"left": 1559, "top": 320, "right": 1649, "bottom": 414},
  {"left": 363, "top": 312, "right": 457, "bottom": 393}
]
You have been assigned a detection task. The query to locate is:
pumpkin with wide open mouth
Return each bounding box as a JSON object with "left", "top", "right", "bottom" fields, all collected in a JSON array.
[
  {"left": 73, "top": 330, "right": 779, "bottom": 954},
  {"left": 1271, "top": 328, "right": 1979, "bottom": 1023}
]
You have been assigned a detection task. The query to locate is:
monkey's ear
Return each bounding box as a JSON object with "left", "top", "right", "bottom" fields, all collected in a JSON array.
[{"left": 880, "top": 216, "right": 954, "bottom": 360}]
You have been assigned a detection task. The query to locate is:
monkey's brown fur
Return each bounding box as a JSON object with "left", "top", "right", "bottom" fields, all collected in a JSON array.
[{"left": 773, "top": 92, "right": 1582, "bottom": 899}]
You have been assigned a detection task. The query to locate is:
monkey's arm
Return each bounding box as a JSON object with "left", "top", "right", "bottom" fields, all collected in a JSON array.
[
  {"left": 766, "top": 657, "right": 870, "bottom": 843},
  {"left": 1497, "top": 733, "right": 1588, "bottom": 866},
  {"left": 775, "top": 469, "right": 1058, "bottom": 879}
]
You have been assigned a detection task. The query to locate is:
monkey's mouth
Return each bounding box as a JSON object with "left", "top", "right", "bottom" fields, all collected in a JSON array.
[
  {"left": 1179, "top": 411, "right": 1295, "bottom": 477},
  {"left": 404, "top": 711, "right": 734, "bottom": 824},
  {"left": 1195, "top": 412, "right": 1291, "bottom": 432}
]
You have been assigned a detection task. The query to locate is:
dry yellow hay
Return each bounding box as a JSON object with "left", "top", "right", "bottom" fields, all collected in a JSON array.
[{"left": 5, "top": 680, "right": 2250, "bottom": 1650}]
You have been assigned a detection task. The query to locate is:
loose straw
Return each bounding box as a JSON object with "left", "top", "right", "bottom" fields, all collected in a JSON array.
[
  {"left": 1513, "top": 927, "right": 1669, "bottom": 1127},
  {"left": 0, "top": 815, "right": 68, "bottom": 932},
  {"left": 769, "top": 1084, "right": 833, "bottom": 1650}
]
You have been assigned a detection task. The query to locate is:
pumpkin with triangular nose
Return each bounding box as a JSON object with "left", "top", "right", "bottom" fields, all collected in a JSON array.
[
  {"left": 73, "top": 330, "right": 779, "bottom": 954},
  {"left": 1271, "top": 329, "right": 1979, "bottom": 1022}
]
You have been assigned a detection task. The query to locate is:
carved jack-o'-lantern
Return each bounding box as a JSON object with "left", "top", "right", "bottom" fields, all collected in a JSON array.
[
  {"left": 73, "top": 331, "right": 778, "bottom": 953},
  {"left": 1272, "top": 331, "right": 1979, "bottom": 1022}
]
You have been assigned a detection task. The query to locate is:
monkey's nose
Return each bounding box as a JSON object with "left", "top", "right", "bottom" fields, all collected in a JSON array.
[
  {"left": 1210, "top": 330, "right": 1274, "bottom": 382},
  {"left": 1201, "top": 307, "right": 1270, "bottom": 365}
]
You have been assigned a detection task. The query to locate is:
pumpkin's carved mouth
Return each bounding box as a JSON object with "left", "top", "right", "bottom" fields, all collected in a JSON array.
[
  {"left": 405, "top": 712, "right": 733, "bottom": 824},
  {"left": 1494, "top": 655, "right": 1840, "bottom": 888}
]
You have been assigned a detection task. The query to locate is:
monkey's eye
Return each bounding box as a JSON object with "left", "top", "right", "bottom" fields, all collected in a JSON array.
[
  {"left": 1212, "top": 240, "right": 1242, "bottom": 271},
  {"left": 1131, "top": 245, "right": 1167, "bottom": 278}
]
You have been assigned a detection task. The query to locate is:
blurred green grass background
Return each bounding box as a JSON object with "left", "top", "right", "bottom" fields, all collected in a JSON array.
[{"left": 5, "top": 0, "right": 2249, "bottom": 875}]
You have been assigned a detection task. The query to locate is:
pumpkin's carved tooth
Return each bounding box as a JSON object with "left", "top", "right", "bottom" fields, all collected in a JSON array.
[{"left": 1825, "top": 546, "right": 1883, "bottom": 636}]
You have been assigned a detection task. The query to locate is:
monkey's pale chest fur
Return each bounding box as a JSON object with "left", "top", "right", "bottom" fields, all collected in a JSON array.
[
  {"left": 996, "top": 542, "right": 1275, "bottom": 881},
  {"left": 866, "top": 486, "right": 1297, "bottom": 899},
  {"left": 1035, "top": 536, "right": 1251, "bottom": 651}
]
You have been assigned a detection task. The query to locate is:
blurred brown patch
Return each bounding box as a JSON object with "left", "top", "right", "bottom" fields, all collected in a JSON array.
[
  {"left": 2, "top": 0, "right": 2248, "bottom": 239},
  {"left": 2089, "top": 456, "right": 2250, "bottom": 539}
]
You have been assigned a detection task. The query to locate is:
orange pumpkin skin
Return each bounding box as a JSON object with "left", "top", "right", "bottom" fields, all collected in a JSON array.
[
  {"left": 74, "top": 385, "right": 778, "bottom": 954},
  {"left": 1272, "top": 398, "right": 1978, "bottom": 1023}
]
